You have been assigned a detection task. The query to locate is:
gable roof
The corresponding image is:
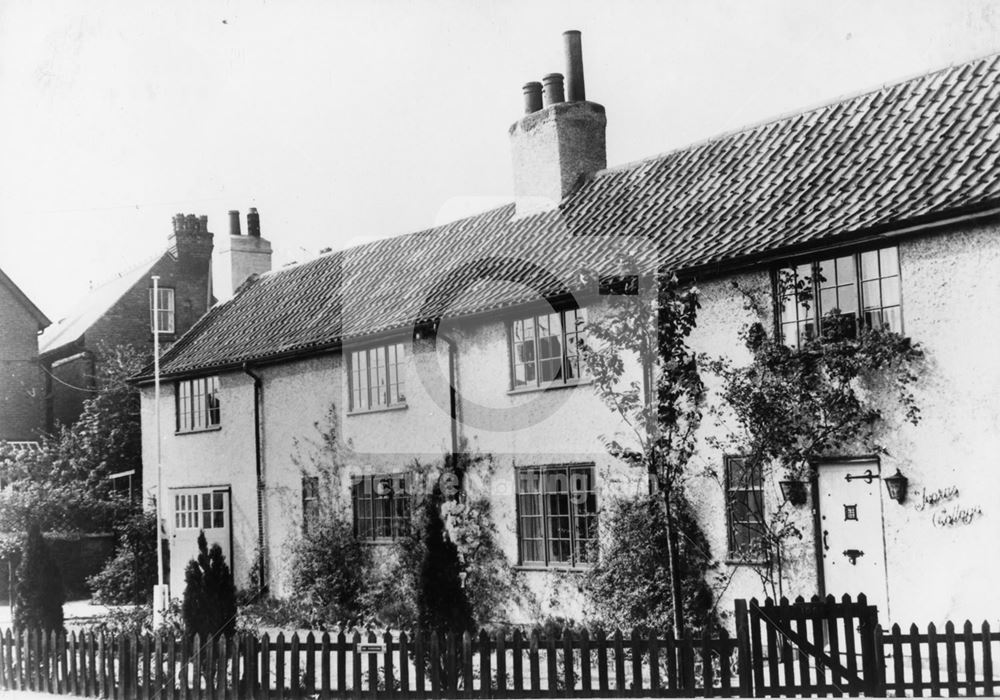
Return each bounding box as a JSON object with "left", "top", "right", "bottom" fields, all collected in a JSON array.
[
  {"left": 149, "top": 52, "right": 1000, "bottom": 379},
  {"left": 40, "top": 252, "right": 164, "bottom": 358},
  {"left": 0, "top": 267, "right": 50, "bottom": 330}
]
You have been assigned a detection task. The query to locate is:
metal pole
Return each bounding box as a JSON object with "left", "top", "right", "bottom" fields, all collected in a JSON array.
[{"left": 152, "top": 276, "right": 167, "bottom": 623}]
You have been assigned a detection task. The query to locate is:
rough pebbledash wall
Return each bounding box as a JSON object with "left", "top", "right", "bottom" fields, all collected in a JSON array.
[{"left": 0, "top": 283, "right": 45, "bottom": 441}]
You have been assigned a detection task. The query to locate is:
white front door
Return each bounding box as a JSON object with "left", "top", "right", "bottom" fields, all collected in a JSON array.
[
  {"left": 168, "top": 486, "right": 232, "bottom": 596},
  {"left": 817, "top": 461, "right": 889, "bottom": 619}
]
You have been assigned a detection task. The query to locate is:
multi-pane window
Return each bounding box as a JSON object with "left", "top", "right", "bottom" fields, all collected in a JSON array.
[
  {"left": 302, "top": 476, "right": 320, "bottom": 535},
  {"left": 176, "top": 376, "right": 221, "bottom": 432},
  {"left": 175, "top": 491, "right": 226, "bottom": 530},
  {"left": 510, "top": 308, "right": 586, "bottom": 389},
  {"left": 725, "top": 456, "right": 765, "bottom": 558},
  {"left": 349, "top": 343, "right": 406, "bottom": 412},
  {"left": 149, "top": 287, "right": 175, "bottom": 334},
  {"left": 351, "top": 473, "right": 411, "bottom": 542},
  {"left": 778, "top": 245, "right": 901, "bottom": 348},
  {"left": 516, "top": 464, "right": 597, "bottom": 567}
]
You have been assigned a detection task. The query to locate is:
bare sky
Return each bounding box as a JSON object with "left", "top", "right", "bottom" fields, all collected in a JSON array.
[{"left": 2, "top": 0, "right": 999, "bottom": 320}]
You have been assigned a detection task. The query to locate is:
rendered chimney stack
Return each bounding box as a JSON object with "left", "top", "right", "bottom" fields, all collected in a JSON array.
[
  {"left": 523, "top": 82, "right": 543, "bottom": 114},
  {"left": 214, "top": 207, "right": 272, "bottom": 301},
  {"left": 564, "top": 30, "right": 585, "bottom": 101},
  {"left": 542, "top": 73, "right": 565, "bottom": 106},
  {"left": 509, "top": 31, "right": 606, "bottom": 216}
]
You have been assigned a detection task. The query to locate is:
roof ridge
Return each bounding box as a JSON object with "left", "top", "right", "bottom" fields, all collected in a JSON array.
[{"left": 595, "top": 50, "right": 1000, "bottom": 179}]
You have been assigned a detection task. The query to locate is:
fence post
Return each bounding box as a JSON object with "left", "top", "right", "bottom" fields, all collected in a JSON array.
[{"left": 734, "top": 599, "right": 753, "bottom": 697}]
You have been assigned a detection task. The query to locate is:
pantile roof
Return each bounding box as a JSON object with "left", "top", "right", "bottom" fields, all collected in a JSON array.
[{"left": 148, "top": 52, "right": 1000, "bottom": 379}]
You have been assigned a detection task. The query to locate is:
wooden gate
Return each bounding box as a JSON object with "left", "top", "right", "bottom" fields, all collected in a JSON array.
[{"left": 735, "top": 594, "right": 883, "bottom": 697}]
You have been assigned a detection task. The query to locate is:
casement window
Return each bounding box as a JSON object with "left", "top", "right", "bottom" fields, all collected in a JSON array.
[
  {"left": 351, "top": 473, "right": 411, "bottom": 542},
  {"left": 725, "top": 456, "right": 766, "bottom": 558},
  {"left": 302, "top": 475, "right": 319, "bottom": 535},
  {"left": 778, "top": 245, "right": 901, "bottom": 348},
  {"left": 176, "top": 376, "right": 221, "bottom": 432},
  {"left": 516, "top": 463, "right": 597, "bottom": 567},
  {"left": 149, "top": 287, "right": 175, "bottom": 334},
  {"left": 175, "top": 491, "right": 226, "bottom": 530},
  {"left": 348, "top": 343, "right": 406, "bottom": 412},
  {"left": 510, "top": 308, "right": 586, "bottom": 389}
]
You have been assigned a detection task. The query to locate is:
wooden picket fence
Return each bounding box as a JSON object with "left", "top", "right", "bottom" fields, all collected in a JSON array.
[
  {"left": 0, "top": 624, "right": 746, "bottom": 698},
  {"left": 2, "top": 596, "right": 999, "bottom": 698},
  {"left": 880, "top": 620, "right": 1000, "bottom": 697}
]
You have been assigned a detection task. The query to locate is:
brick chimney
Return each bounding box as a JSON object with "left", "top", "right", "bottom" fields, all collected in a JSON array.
[
  {"left": 215, "top": 208, "right": 273, "bottom": 300},
  {"left": 509, "top": 31, "right": 606, "bottom": 216},
  {"left": 168, "top": 213, "right": 214, "bottom": 263}
]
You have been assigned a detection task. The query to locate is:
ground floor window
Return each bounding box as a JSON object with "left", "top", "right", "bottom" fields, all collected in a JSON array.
[
  {"left": 351, "top": 473, "right": 410, "bottom": 542},
  {"left": 302, "top": 475, "right": 320, "bottom": 534},
  {"left": 516, "top": 463, "right": 597, "bottom": 567},
  {"left": 725, "top": 456, "right": 766, "bottom": 559},
  {"left": 175, "top": 490, "right": 226, "bottom": 530}
]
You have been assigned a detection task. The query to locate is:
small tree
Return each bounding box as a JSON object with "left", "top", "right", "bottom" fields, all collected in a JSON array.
[
  {"left": 13, "top": 522, "right": 65, "bottom": 632},
  {"left": 583, "top": 273, "right": 707, "bottom": 636},
  {"left": 182, "top": 531, "right": 237, "bottom": 641},
  {"left": 288, "top": 517, "right": 370, "bottom": 627}
]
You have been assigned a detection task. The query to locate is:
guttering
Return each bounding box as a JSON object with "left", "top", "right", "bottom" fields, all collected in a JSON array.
[
  {"left": 242, "top": 363, "right": 267, "bottom": 594},
  {"left": 438, "top": 331, "right": 460, "bottom": 460}
]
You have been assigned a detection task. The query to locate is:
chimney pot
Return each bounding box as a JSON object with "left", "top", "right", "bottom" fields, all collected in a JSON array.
[
  {"left": 247, "top": 208, "right": 261, "bottom": 238},
  {"left": 563, "top": 30, "right": 586, "bottom": 102},
  {"left": 523, "top": 82, "right": 543, "bottom": 114},
  {"left": 542, "top": 73, "right": 565, "bottom": 107},
  {"left": 229, "top": 210, "right": 241, "bottom": 237}
]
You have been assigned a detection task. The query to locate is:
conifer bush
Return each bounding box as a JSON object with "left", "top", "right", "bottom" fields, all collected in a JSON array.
[
  {"left": 13, "top": 522, "right": 65, "bottom": 632},
  {"left": 182, "top": 531, "right": 237, "bottom": 640}
]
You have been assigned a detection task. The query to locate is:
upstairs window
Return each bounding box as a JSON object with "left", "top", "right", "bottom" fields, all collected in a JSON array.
[
  {"left": 516, "top": 463, "right": 597, "bottom": 568},
  {"left": 778, "top": 246, "right": 901, "bottom": 348},
  {"left": 351, "top": 473, "right": 411, "bottom": 542},
  {"left": 510, "top": 308, "right": 586, "bottom": 389},
  {"left": 149, "top": 287, "right": 175, "bottom": 334},
  {"left": 348, "top": 343, "right": 406, "bottom": 412},
  {"left": 176, "top": 376, "right": 221, "bottom": 432},
  {"left": 725, "top": 456, "right": 766, "bottom": 559}
]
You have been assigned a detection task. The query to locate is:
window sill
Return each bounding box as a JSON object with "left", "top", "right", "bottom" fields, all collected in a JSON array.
[
  {"left": 514, "top": 564, "right": 591, "bottom": 573},
  {"left": 359, "top": 539, "right": 406, "bottom": 546},
  {"left": 725, "top": 557, "right": 770, "bottom": 567},
  {"left": 346, "top": 403, "right": 408, "bottom": 417},
  {"left": 174, "top": 425, "right": 222, "bottom": 436},
  {"left": 507, "top": 379, "right": 591, "bottom": 396}
]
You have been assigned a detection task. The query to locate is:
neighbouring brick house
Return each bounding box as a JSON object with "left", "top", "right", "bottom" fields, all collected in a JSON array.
[
  {"left": 138, "top": 33, "right": 1000, "bottom": 627},
  {"left": 39, "top": 214, "right": 216, "bottom": 433},
  {"left": 0, "top": 267, "right": 50, "bottom": 443}
]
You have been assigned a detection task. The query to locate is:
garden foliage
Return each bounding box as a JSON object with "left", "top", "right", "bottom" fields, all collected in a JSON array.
[
  {"left": 288, "top": 516, "right": 370, "bottom": 628},
  {"left": 182, "top": 531, "right": 237, "bottom": 640},
  {"left": 86, "top": 509, "right": 159, "bottom": 604}
]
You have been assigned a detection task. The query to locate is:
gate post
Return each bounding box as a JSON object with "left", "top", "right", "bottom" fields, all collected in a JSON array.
[
  {"left": 857, "top": 606, "right": 885, "bottom": 696},
  {"left": 734, "top": 599, "right": 753, "bottom": 697}
]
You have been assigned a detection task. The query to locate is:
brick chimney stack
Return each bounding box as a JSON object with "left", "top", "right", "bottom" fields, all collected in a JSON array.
[
  {"left": 168, "top": 213, "right": 214, "bottom": 263},
  {"left": 509, "top": 31, "right": 606, "bottom": 216},
  {"left": 215, "top": 207, "right": 273, "bottom": 301}
]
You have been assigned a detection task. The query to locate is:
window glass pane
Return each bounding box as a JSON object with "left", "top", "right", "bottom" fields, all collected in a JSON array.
[
  {"left": 861, "top": 250, "right": 880, "bottom": 280},
  {"left": 213, "top": 511, "right": 224, "bottom": 528},
  {"left": 202, "top": 493, "right": 211, "bottom": 511},
  {"left": 838, "top": 284, "right": 858, "bottom": 316},
  {"left": 879, "top": 246, "right": 899, "bottom": 276},
  {"left": 820, "top": 288, "right": 837, "bottom": 315},
  {"left": 835, "top": 256, "right": 855, "bottom": 284},
  {"left": 880, "top": 277, "right": 900, "bottom": 307},
  {"left": 883, "top": 307, "right": 902, "bottom": 332},
  {"left": 816, "top": 260, "right": 834, "bottom": 288},
  {"left": 862, "top": 280, "right": 881, "bottom": 309}
]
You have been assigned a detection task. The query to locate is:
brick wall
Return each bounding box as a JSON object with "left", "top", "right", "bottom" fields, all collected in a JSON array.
[{"left": 0, "top": 284, "right": 45, "bottom": 441}]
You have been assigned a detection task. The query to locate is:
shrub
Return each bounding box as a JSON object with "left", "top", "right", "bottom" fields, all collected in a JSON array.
[
  {"left": 414, "top": 484, "right": 473, "bottom": 636},
  {"left": 584, "top": 495, "right": 717, "bottom": 635},
  {"left": 86, "top": 510, "right": 158, "bottom": 604},
  {"left": 288, "top": 517, "right": 369, "bottom": 628},
  {"left": 13, "top": 522, "right": 65, "bottom": 631},
  {"left": 182, "top": 531, "right": 237, "bottom": 640}
]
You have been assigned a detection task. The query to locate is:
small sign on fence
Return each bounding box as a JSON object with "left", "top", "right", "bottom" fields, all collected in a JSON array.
[{"left": 356, "top": 640, "right": 387, "bottom": 654}]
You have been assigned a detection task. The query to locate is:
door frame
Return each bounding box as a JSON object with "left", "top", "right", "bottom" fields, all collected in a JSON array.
[
  {"left": 811, "top": 455, "right": 891, "bottom": 616},
  {"left": 167, "top": 483, "right": 234, "bottom": 593}
]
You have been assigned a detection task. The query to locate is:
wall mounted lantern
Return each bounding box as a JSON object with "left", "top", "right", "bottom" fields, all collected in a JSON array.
[
  {"left": 779, "top": 479, "right": 808, "bottom": 506},
  {"left": 883, "top": 469, "right": 908, "bottom": 504}
]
